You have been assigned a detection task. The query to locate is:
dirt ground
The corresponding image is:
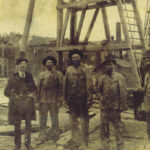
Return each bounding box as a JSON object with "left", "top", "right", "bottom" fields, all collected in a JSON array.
[{"left": 0, "top": 107, "right": 150, "bottom": 150}]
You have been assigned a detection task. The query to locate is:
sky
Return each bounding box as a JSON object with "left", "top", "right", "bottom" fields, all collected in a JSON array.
[{"left": 0, "top": 0, "right": 148, "bottom": 41}]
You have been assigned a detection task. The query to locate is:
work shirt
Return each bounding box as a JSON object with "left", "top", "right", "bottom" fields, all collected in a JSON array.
[
  {"left": 64, "top": 64, "right": 92, "bottom": 104},
  {"left": 37, "top": 69, "right": 63, "bottom": 103},
  {"left": 98, "top": 71, "right": 127, "bottom": 110}
]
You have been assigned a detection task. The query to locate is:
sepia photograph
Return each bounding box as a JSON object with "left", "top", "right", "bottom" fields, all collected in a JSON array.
[{"left": 0, "top": 0, "right": 150, "bottom": 150}]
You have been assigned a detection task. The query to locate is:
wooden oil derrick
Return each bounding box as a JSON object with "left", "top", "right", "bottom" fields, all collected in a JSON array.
[
  {"left": 20, "top": 0, "right": 147, "bottom": 87},
  {"left": 56, "top": 0, "right": 147, "bottom": 88}
]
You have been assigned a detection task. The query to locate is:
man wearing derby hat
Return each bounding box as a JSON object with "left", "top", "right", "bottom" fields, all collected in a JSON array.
[
  {"left": 4, "top": 57, "right": 37, "bottom": 150},
  {"left": 97, "top": 54, "right": 127, "bottom": 150},
  {"left": 36, "top": 56, "right": 63, "bottom": 143},
  {"left": 64, "top": 49, "right": 93, "bottom": 149}
]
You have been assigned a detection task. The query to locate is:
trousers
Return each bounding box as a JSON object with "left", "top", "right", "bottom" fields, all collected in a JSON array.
[
  {"left": 69, "top": 103, "right": 89, "bottom": 147},
  {"left": 100, "top": 109, "right": 124, "bottom": 150},
  {"left": 14, "top": 119, "right": 31, "bottom": 149},
  {"left": 146, "top": 112, "right": 150, "bottom": 139},
  {"left": 39, "top": 103, "right": 59, "bottom": 140}
]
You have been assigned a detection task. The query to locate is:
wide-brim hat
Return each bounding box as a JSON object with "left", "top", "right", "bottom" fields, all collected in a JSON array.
[
  {"left": 16, "top": 58, "right": 28, "bottom": 65},
  {"left": 142, "top": 50, "right": 150, "bottom": 59},
  {"left": 42, "top": 56, "right": 57, "bottom": 66},
  {"left": 102, "top": 54, "right": 116, "bottom": 65},
  {"left": 68, "top": 49, "right": 83, "bottom": 59}
]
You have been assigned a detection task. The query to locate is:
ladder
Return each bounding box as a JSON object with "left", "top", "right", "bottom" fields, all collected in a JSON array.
[
  {"left": 144, "top": 0, "right": 150, "bottom": 46},
  {"left": 116, "top": 0, "right": 147, "bottom": 87},
  {"left": 121, "top": 0, "right": 146, "bottom": 48}
]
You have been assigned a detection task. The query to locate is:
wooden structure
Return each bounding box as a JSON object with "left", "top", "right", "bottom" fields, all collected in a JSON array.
[
  {"left": 144, "top": 0, "right": 150, "bottom": 46},
  {"left": 55, "top": 0, "right": 147, "bottom": 87},
  {"left": 20, "top": 0, "right": 148, "bottom": 87}
]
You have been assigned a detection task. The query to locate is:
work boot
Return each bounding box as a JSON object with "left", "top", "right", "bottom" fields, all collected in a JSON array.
[
  {"left": 25, "top": 145, "right": 33, "bottom": 150},
  {"left": 13, "top": 145, "right": 21, "bottom": 150}
]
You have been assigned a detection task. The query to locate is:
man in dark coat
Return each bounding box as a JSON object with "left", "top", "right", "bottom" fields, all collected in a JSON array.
[
  {"left": 64, "top": 49, "right": 93, "bottom": 150},
  {"left": 4, "top": 58, "right": 37, "bottom": 150}
]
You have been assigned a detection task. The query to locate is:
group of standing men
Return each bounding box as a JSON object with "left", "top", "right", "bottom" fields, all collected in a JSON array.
[{"left": 4, "top": 48, "right": 130, "bottom": 150}]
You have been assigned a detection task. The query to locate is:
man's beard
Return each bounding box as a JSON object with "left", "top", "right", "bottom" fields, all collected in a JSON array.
[
  {"left": 72, "top": 61, "right": 80, "bottom": 67},
  {"left": 106, "top": 68, "right": 113, "bottom": 75},
  {"left": 46, "top": 65, "right": 52, "bottom": 70}
]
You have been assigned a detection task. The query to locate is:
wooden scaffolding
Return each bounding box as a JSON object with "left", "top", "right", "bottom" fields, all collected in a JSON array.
[
  {"left": 19, "top": 0, "right": 147, "bottom": 88},
  {"left": 55, "top": 0, "right": 147, "bottom": 87}
]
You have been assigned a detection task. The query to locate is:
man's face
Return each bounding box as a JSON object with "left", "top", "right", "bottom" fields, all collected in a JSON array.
[
  {"left": 71, "top": 54, "right": 81, "bottom": 67},
  {"left": 105, "top": 62, "right": 113, "bottom": 74},
  {"left": 45, "top": 60, "right": 54, "bottom": 70},
  {"left": 144, "top": 58, "right": 150, "bottom": 70},
  {"left": 18, "top": 61, "right": 27, "bottom": 72}
]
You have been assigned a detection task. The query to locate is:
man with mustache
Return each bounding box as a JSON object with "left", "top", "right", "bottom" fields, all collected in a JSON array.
[
  {"left": 98, "top": 54, "right": 127, "bottom": 150},
  {"left": 64, "top": 49, "right": 93, "bottom": 150},
  {"left": 36, "top": 56, "right": 63, "bottom": 143}
]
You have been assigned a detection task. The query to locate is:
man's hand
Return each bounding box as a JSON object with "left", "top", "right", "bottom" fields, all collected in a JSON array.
[
  {"left": 10, "top": 93, "right": 19, "bottom": 100},
  {"left": 135, "top": 87, "right": 144, "bottom": 93}
]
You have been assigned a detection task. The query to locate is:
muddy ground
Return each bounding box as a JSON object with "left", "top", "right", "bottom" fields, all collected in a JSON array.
[{"left": 0, "top": 105, "right": 150, "bottom": 150}]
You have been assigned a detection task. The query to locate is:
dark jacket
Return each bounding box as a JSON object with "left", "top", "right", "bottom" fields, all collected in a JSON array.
[
  {"left": 64, "top": 64, "right": 92, "bottom": 105},
  {"left": 98, "top": 71, "right": 127, "bottom": 111},
  {"left": 4, "top": 72, "right": 37, "bottom": 124}
]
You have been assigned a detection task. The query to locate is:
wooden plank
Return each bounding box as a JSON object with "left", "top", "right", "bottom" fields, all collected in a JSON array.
[
  {"left": 29, "top": 42, "right": 145, "bottom": 51},
  {"left": 84, "top": 8, "right": 100, "bottom": 43},
  {"left": 46, "top": 41, "right": 130, "bottom": 52},
  {"left": 60, "top": 9, "right": 71, "bottom": 45},
  {"left": 57, "top": 0, "right": 111, "bottom": 9},
  {"left": 75, "top": 10, "right": 86, "bottom": 43},
  {"left": 0, "top": 124, "right": 39, "bottom": 136},
  {"left": 57, "top": 0, "right": 132, "bottom": 10},
  {"left": 102, "top": 7, "right": 111, "bottom": 41},
  {"left": 20, "top": 0, "right": 35, "bottom": 53},
  {"left": 74, "top": 2, "right": 116, "bottom": 11}
]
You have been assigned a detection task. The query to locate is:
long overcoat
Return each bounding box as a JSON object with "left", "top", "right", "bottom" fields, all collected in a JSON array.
[{"left": 4, "top": 72, "right": 37, "bottom": 125}]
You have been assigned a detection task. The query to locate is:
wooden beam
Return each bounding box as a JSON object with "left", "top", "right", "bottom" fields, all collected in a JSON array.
[
  {"left": 116, "top": 22, "right": 122, "bottom": 58},
  {"left": 70, "top": 0, "right": 77, "bottom": 44},
  {"left": 102, "top": 7, "right": 111, "bottom": 41},
  {"left": 57, "top": 0, "right": 131, "bottom": 9},
  {"left": 57, "top": 0, "right": 63, "bottom": 46},
  {"left": 57, "top": 0, "right": 111, "bottom": 9},
  {"left": 84, "top": 8, "right": 100, "bottom": 43},
  {"left": 20, "top": 0, "right": 35, "bottom": 53},
  {"left": 116, "top": 22, "right": 121, "bottom": 42},
  {"left": 60, "top": 9, "right": 70, "bottom": 45},
  {"left": 74, "top": 2, "right": 116, "bottom": 11},
  {"left": 57, "top": 0, "right": 64, "bottom": 69},
  {"left": 75, "top": 10, "right": 86, "bottom": 43},
  {"left": 46, "top": 41, "right": 130, "bottom": 52}
]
